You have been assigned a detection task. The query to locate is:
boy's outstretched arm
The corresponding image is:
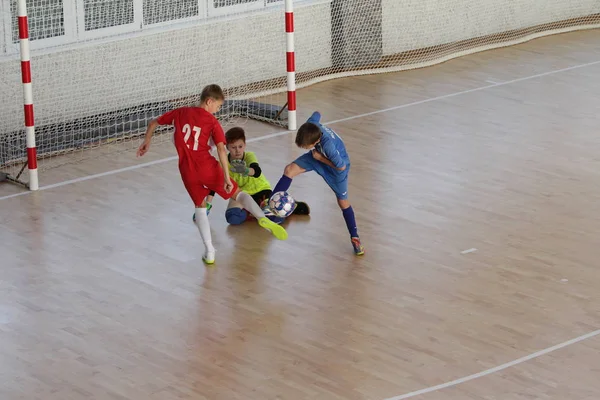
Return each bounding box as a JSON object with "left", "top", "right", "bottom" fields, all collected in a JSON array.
[
  {"left": 137, "top": 118, "right": 160, "bottom": 157},
  {"left": 216, "top": 142, "right": 234, "bottom": 192}
]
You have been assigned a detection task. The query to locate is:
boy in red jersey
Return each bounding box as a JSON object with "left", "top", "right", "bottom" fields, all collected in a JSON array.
[{"left": 137, "top": 84, "right": 287, "bottom": 264}]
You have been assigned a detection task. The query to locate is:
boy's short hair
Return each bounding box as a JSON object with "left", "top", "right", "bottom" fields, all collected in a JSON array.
[
  {"left": 200, "top": 84, "right": 225, "bottom": 102},
  {"left": 226, "top": 127, "right": 246, "bottom": 144},
  {"left": 295, "top": 122, "right": 322, "bottom": 147}
]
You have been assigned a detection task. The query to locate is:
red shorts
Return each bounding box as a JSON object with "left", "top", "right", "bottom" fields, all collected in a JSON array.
[{"left": 180, "top": 160, "right": 238, "bottom": 206}]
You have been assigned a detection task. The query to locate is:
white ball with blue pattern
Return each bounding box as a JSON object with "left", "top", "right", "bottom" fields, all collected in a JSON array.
[{"left": 268, "top": 191, "right": 296, "bottom": 218}]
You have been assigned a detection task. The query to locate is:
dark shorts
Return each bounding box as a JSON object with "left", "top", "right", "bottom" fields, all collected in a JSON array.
[{"left": 250, "top": 189, "right": 272, "bottom": 206}]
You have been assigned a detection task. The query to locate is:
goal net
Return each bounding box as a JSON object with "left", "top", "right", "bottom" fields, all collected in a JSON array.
[{"left": 1, "top": 0, "right": 599, "bottom": 188}]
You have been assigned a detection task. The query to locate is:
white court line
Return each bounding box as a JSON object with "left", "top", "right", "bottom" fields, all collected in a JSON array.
[
  {"left": 1, "top": 58, "right": 600, "bottom": 202},
  {"left": 383, "top": 328, "right": 600, "bottom": 399},
  {"left": 460, "top": 248, "right": 477, "bottom": 254}
]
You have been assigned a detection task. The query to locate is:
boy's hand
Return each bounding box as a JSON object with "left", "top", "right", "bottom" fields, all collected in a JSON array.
[
  {"left": 312, "top": 149, "right": 341, "bottom": 170},
  {"left": 137, "top": 140, "right": 151, "bottom": 157},
  {"left": 224, "top": 176, "right": 234, "bottom": 193},
  {"left": 311, "top": 149, "right": 325, "bottom": 162},
  {"left": 230, "top": 159, "right": 249, "bottom": 176}
]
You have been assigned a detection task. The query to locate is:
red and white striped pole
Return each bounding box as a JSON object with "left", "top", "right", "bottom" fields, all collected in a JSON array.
[
  {"left": 17, "top": 0, "right": 38, "bottom": 190},
  {"left": 285, "top": 0, "right": 297, "bottom": 130}
]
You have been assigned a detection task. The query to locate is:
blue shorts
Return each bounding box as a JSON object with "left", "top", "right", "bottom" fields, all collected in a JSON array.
[{"left": 293, "top": 151, "right": 350, "bottom": 200}]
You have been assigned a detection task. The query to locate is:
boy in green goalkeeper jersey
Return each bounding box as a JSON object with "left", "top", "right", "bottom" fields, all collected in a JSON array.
[{"left": 194, "top": 127, "right": 310, "bottom": 224}]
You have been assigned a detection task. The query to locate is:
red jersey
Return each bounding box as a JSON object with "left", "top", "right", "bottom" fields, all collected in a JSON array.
[{"left": 157, "top": 107, "right": 225, "bottom": 176}]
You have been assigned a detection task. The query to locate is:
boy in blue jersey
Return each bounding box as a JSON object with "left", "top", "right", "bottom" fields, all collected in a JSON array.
[{"left": 270, "top": 111, "right": 364, "bottom": 255}]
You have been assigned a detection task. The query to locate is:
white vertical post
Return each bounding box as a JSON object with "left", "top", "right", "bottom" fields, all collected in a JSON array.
[{"left": 17, "top": 0, "right": 38, "bottom": 190}]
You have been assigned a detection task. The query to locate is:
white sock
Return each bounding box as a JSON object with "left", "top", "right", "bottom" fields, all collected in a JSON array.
[
  {"left": 194, "top": 207, "right": 215, "bottom": 253},
  {"left": 236, "top": 191, "right": 265, "bottom": 219}
]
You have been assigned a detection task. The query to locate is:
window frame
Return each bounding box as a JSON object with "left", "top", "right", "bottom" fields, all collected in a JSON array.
[
  {"left": 74, "top": 0, "right": 143, "bottom": 40},
  {"left": 0, "top": 0, "right": 319, "bottom": 57},
  {"left": 2, "top": 0, "right": 77, "bottom": 55}
]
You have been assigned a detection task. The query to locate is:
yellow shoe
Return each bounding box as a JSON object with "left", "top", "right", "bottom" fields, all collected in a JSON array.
[
  {"left": 258, "top": 217, "right": 288, "bottom": 240},
  {"left": 202, "top": 250, "right": 216, "bottom": 265}
]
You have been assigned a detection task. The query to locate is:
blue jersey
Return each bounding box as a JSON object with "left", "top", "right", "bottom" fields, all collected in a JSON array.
[{"left": 307, "top": 111, "right": 350, "bottom": 170}]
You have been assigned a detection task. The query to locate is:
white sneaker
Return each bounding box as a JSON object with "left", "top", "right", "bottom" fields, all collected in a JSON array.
[{"left": 202, "top": 249, "right": 216, "bottom": 265}]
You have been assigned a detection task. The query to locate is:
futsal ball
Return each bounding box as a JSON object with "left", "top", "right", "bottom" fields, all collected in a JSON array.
[{"left": 268, "top": 191, "right": 296, "bottom": 218}]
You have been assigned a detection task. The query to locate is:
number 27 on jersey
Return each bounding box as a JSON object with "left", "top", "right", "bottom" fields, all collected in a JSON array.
[{"left": 183, "top": 124, "right": 201, "bottom": 150}]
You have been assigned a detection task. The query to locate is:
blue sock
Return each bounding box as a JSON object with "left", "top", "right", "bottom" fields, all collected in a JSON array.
[
  {"left": 342, "top": 206, "right": 359, "bottom": 238},
  {"left": 272, "top": 175, "right": 292, "bottom": 194}
]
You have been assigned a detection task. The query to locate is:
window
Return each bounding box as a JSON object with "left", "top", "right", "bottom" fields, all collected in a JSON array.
[
  {"left": 208, "top": 0, "right": 263, "bottom": 17},
  {"left": 143, "top": 0, "right": 199, "bottom": 25},
  {"left": 75, "top": 0, "right": 139, "bottom": 39},
  {"left": 83, "top": 0, "right": 134, "bottom": 31},
  {"left": 213, "top": 0, "right": 258, "bottom": 7},
  {"left": 10, "top": 0, "right": 65, "bottom": 42},
  {"left": 4, "top": 0, "right": 75, "bottom": 53}
]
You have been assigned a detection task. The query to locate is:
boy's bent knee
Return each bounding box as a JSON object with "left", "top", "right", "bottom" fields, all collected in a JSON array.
[
  {"left": 284, "top": 162, "right": 303, "bottom": 178},
  {"left": 226, "top": 208, "right": 248, "bottom": 225}
]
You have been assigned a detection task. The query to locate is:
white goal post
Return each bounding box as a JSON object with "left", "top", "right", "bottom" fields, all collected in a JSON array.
[{"left": 1, "top": 0, "right": 599, "bottom": 190}]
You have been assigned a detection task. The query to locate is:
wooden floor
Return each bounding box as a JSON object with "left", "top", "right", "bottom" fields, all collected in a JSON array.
[{"left": 2, "top": 29, "right": 600, "bottom": 400}]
